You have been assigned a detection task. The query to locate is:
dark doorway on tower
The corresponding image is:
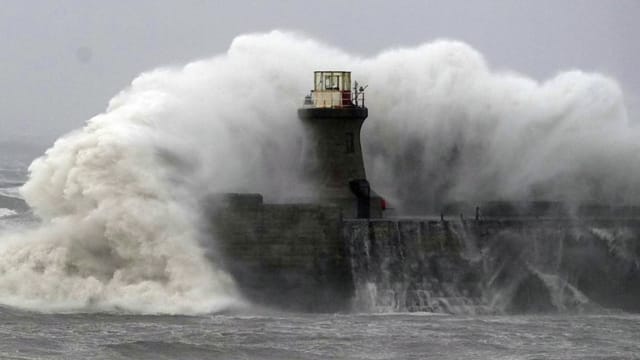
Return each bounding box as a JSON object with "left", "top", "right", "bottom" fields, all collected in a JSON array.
[
  {"left": 345, "top": 132, "right": 355, "bottom": 153},
  {"left": 349, "top": 179, "right": 371, "bottom": 218}
]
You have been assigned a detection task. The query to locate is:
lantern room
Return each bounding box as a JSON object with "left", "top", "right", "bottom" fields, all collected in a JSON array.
[{"left": 306, "top": 71, "right": 354, "bottom": 108}]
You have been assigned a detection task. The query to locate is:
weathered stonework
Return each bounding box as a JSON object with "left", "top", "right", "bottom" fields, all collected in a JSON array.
[
  {"left": 206, "top": 195, "right": 640, "bottom": 314},
  {"left": 207, "top": 194, "right": 352, "bottom": 312}
]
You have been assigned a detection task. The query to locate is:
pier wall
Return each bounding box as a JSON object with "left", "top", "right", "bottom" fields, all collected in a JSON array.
[
  {"left": 207, "top": 194, "right": 640, "bottom": 313},
  {"left": 207, "top": 194, "right": 352, "bottom": 312}
]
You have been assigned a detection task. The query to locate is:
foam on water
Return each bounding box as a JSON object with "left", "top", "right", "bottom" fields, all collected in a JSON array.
[
  {"left": 0, "top": 209, "right": 16, "bottom": 218},
  {"left": 0, "top": 187, "right": 22, "bottom": 199}
]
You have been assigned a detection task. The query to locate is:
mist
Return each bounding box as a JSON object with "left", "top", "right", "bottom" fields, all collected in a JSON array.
[
  {"left": 360, "top": 41, "right": 639, "bottom": 211},
  {"left": 0, "top": 31, "right": 636, "bottom": 313}
]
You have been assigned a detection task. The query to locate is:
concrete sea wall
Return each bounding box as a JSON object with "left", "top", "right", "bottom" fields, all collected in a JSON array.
[
  {"left": 344, "top": 219, "right": 484, "bottom": 313},
  {"left": 347, "top": 217, "right": 640, "bottom": 314},
  {"left": 206, "top": 194, "right": 640, "bottom": 313},
  {"left": 206, "top": 194, "right": 352, "bottom": 312}
]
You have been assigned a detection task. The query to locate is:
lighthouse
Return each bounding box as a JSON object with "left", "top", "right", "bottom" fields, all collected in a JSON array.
[{"left": 298, "top": 71, "right": 383, "bottom": 218}]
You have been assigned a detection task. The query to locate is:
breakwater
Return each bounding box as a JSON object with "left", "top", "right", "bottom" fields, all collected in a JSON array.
[
  {"left": 346, "top": 217, "right": 640, "bottom": 314},
  {"left": 208, "top": 194, "right": 640, "bottom": 313}
]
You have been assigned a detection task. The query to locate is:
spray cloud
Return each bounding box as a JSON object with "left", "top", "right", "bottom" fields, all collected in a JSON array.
[{"left": 0, "top": 31, "right": 636, "bottom": 313}]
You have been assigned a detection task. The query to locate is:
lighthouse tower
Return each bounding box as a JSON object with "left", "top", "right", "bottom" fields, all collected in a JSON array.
[{"left": 298, "top": 71, "right": 383, "bottom": 218}]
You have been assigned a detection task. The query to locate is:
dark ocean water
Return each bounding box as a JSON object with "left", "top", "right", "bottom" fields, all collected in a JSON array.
[{"left": 0, "top": 308, "right": 639, "bottom": 359}]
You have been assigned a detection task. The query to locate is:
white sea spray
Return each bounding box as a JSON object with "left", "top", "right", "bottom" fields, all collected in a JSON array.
[{"left": 0, "top": 31, "right": 634, "bottom": 313}]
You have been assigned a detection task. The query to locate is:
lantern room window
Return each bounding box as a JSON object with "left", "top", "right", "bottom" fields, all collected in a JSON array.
[
  {"left": 325, "top": 74, "right": 339, "bottom": 90},
  {"left": 314, "top": 71, "right": 351, "bottom": 92}
]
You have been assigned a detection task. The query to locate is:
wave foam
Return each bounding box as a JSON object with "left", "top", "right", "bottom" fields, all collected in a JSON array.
[{"left": 0, "top": 31, "right": 635, "bottom": 313}]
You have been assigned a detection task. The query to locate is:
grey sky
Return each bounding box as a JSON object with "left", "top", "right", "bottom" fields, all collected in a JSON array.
[{"left": 1, "top": 0, "right": 638, "bottom": 143}]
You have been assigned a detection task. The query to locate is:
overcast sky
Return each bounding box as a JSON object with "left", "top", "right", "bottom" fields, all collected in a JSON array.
[{"left": 1, "top": 0, "right": 638, "bottom": 144}]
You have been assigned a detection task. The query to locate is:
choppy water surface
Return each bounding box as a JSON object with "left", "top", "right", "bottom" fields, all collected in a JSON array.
[{"left": 0, "top": 309, "right": 638, "bottom": 359}]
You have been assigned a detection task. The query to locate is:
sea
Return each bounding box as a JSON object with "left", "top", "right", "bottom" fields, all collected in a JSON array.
[
  {"left": 1, "top": 153, "right": 639, "bottom": 359},
  {"left": 0, "top": 309, "right": 639, "bottom": 359}
]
